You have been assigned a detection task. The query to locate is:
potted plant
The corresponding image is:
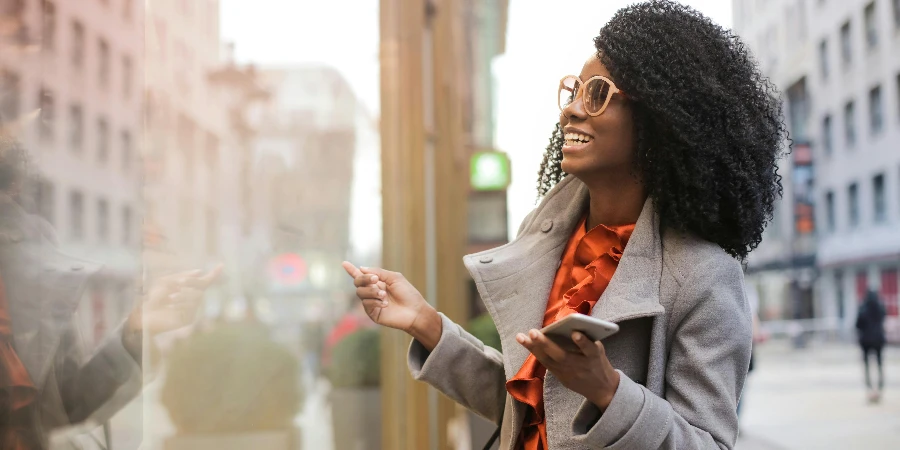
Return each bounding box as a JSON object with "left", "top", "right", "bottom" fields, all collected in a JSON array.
[
  {"left": 160, "top": 322, "right": 302, "bottom": 449},
  {"left": 327, "top": 327, "right": 382, "bottom": 450}
]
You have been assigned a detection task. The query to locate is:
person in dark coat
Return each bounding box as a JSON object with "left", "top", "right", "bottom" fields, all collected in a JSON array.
[{"left": 855, "top": 290, "right": 886, "bottom": 403}]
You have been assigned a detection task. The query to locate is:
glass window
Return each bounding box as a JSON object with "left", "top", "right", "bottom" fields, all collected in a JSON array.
[
  {"left": 818, "top": 39, "right": 828, "bottom": 79},
  {"left": 42, "top": 1, "right": 56, "bottom": 51},
  {"left": 98, "top": 38, "right": 110, "bottom": 89},
  {"left": 822, "top": 114, "right": 833, "bottom": 155},
  {"left": 873, "top": 174, "right": 886, "bottom": 223},
  {"left": 864, "top": 2, "right": 878, "bottom": 49},
  {"left": 69, "top": 104, "right": 83, "bottom": 153},
  {"left": 844, "top": 101, "right": 855, "bottom": 147},
  {"left": 38, "top": 88, "right": 54, "bottom": 141},
  {"left": 72, "top": 20, "right": 85, "bottom": 69},
  {"left": 825, "top": 190, "right": 835, "bottom": 232},
  {"left": 869, "top": 85, "right": 883, "bottom": 134},
  {"left": 97, "top": 117, "right": 109, "bottom": 162},
  {"left": 848, "top": 182, "right": 859, "bottom": 228},
  {"left": 69, "top": 190, "right": 84, "bottom": 239},
  {"left": 840, "top": 21, "right": 852, "bottom": 66},
  {"left": 97, "top": 198, "right": 109, "bottom": 241}
]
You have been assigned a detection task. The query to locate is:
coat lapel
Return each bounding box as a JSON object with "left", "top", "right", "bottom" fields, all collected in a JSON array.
[{"left": 591, "top": 198, "right": 665, "bottom": 323}]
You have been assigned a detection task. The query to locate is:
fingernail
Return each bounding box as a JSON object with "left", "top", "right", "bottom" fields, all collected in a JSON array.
[
  {"left": 573, "top": 332, "right": 583, "bottom": 341},
  {"left": 529, "top": 330, "right": 538, "bottom": 339},
  {"left": 360, "top": 266, "right": 368, "bottom": 271},
  {"left": 378, "top": 290, "right": 386, "bottom": 297},
  {"left": 371, "top": 276, "right": 378, "bottom": 283},
  {"left": 381, "top": 300, "right": 388, "bottom": 306},
  {"left": 516, "top": 334, "right": 525, "bottom": 343}
]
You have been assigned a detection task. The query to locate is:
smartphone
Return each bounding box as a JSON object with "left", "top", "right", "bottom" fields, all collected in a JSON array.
[{"left": 540, "top": 313, "right": 619, "bottom": 352}]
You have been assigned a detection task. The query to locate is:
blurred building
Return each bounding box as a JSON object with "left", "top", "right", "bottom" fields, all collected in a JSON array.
[
  {"left": 734, "top": 0, "right": 900, "bottom": 341},
  {"left": 1, "top": 0, "right": 143, "bottom": 348},
  {"left": 247, "top": 66, "right": 365, "bottom": 332}
]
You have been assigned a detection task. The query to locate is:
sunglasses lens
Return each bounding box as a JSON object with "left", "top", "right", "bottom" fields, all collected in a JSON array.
[
  {"left": 559, "top": 77, "right": 580, "bottom": 110},
  {"left": 584, "top": 78, "right": 611, "bottom": 115}
]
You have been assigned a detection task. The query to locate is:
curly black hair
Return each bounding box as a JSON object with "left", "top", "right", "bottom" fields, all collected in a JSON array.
[{"left": 537, "top": 0, "right": 787, "bottom": 260}]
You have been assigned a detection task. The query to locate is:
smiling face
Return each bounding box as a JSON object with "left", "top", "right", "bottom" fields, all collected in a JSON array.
[{"left": 559, "top": 54, "right": 636, "bottom": 181}]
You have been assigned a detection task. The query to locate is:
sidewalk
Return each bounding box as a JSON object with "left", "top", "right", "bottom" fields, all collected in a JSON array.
[{"left": 736, "top": 339, "right": 900, "bottom": 450}]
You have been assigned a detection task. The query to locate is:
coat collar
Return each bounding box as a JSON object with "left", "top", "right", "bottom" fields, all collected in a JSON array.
[{"left": 464, "top": 175, "right": 664, "bottom": 378}]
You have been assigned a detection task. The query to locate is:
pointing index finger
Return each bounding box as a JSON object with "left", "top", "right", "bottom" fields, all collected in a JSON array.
[{"left": 342, "top": 261, "right": 363, "bottom": 278}]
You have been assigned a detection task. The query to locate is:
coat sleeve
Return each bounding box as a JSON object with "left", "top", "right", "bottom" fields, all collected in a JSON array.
[
  {"left": 408, "top": 313, "right": 507, "bottom": 424},
  {"left": 570, "top": 259, "right": 751, "bottom": 449},
  {"left": 56, "top": 318, "right": 143, "bottom": 424}
]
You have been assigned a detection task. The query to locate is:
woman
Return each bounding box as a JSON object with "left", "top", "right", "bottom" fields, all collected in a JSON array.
[{"left": 343, "top": 1, "right": 784, "bottom": 448}]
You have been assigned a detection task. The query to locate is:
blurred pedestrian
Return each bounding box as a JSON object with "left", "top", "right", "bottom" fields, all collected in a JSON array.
[
  {"left": 343, "top": 1, "right": 784, "bottom": 448},
  {"left": 856, "top": 290, "right": 886, "bottom": 404}
]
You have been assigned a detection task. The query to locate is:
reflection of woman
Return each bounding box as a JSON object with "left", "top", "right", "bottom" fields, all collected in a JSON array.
[
  {"left": 0, "top": 124, "right": 219, "bottom": 448},
  {"left": 344, "top": 2, "right": 784, "bottom": 448}
]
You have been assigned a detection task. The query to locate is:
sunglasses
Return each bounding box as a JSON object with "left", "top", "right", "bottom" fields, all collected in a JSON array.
[{"left": 558, "top": 75, "right": 626, "bottom": 117}]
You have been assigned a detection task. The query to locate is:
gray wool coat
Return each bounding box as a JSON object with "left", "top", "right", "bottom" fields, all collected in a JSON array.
[{"left": 408, "top": 175, "right": 752, "bottom": 449}]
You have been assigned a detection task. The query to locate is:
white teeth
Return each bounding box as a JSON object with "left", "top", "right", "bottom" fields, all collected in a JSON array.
[{"left": 564, "top": 132, "right": 592, "bottom": 144}]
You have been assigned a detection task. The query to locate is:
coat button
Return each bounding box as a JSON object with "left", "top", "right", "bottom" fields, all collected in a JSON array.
[
  {"left": 540, "top": 220, "right": 553, "bottom": 233},
  {"left": 479, "top": 256, "right": 493, "bottom": 264}
]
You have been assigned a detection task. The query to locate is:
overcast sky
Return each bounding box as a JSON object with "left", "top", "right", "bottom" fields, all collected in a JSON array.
[{"left": 220, "top": 0, "right": 734, "bottom": 238}]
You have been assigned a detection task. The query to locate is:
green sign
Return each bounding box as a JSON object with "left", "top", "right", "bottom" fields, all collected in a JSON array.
[{"left": 470, "top": 151, "right": 510, "bottom": 191}]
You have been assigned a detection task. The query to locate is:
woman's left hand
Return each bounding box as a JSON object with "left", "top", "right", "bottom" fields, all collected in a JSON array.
[{"left": 517, "top": 329, "right": 620, "bottom": 410}]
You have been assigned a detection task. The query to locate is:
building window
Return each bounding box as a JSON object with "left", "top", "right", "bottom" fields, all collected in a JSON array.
[
  {"left": 873, "top": 174, "right": 886, "bottom": 223},
  {"left": 38, "top": 88, "right": 54, "bottom": 142},
  {"left": 822, "top": 114, "right": 833, "bottom": 155},
  {"left": 848, "top": 182, "right": 859, "bottom": 228},
  {"left": 897, "top": 74, "right": 900, "bottom": 123},
  {"left": 97, "top": 117, "right": 109, "bottom": 162},
  {"left": 121, "top": 205, "right": 132, "bottom": 244},
  {"left": 840, "top": 20, "right": 852, "bottom": 67},
  {"left": 71, "top": 20, "right": 85, "bottom": 69},
  {"left": 818, "top": 39, "right": 828, "bottom": 80},
  {"left": 0, "top": 70, "right": 21, "bottom": 121},
  {"left": 864, "top": 2, "right": 878, "bottom": 50},
  {"left": 882, "top": 269, "right": 899, "bottom": 317},
  {"left": 825, "top": 190, "right": 835, "bottom": 232},
  {"left": 121, "top": 130, "right": 132, "bottom": 171},
  {"left": 35, "top": 179, "right": 55, "bottom": 225},
  {"left": 97, "top": 198, "right": 109, "bottom": 241},
  {"left": 844, "top": 101, "right": 855, "bottom": 147},
  {"left": 98, "top": 38, "right": 110, "bottom": 89},
  {"left": 869, "top": 85, "right": 883, "bottom": 134},
  {"left": 69, "top": 190, "right": 84, "bottom": 239},
  {"left": 42, "top": 1, "right": 56, "bottom": 51},
  {"left": 69, "top": 104, "right": 83, "bottom": 153},
  {"left": 122, "top": 55, "right": 132, "bottom": 98}
]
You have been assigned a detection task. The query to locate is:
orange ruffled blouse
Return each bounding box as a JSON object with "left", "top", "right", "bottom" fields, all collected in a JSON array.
[{"left": 506, "top": 216, "right": 634, "bottom": 450}]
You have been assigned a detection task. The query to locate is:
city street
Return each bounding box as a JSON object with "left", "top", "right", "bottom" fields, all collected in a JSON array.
[{"left": 737, "top": 340, "right": 900, "bottom": 450}]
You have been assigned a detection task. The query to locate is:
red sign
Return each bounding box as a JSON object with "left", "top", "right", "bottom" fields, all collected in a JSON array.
[{"left": 268, "top": 253, "right": 307, "bottom": 285}]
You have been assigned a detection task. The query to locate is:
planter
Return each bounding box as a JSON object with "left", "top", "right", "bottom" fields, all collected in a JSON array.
[{"left": 330, "top": 387, "right": 382, "bottom": 450}]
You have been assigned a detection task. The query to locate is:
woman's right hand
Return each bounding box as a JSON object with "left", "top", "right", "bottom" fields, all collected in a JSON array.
[{"left": 341, "top": 262, "right": 442, "bottom": 349}]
